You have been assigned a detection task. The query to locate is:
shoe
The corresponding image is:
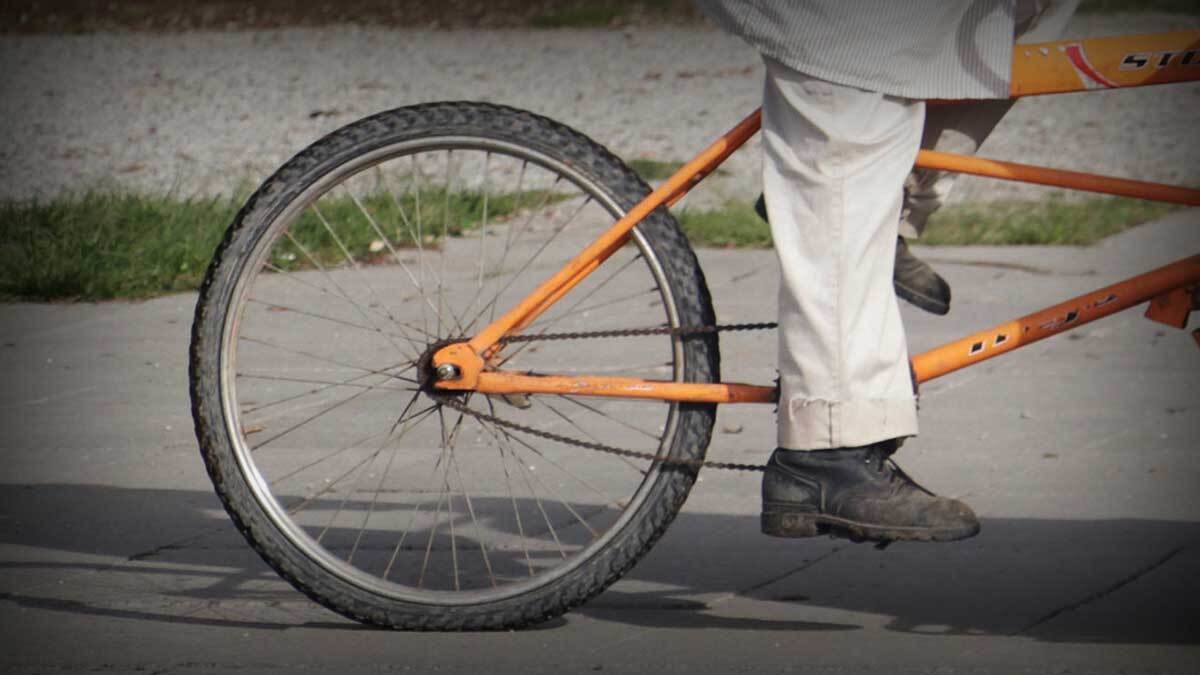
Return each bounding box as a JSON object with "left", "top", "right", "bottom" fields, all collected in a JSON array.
[
  {"left": 761, "top": 440, "right": 980, "bottom": 543},
  {"left": 753, "top": 194, "right": 952, "bottom": 316},
  {"left": 893, "top": 237, "right": 951, "bottom": 316}
]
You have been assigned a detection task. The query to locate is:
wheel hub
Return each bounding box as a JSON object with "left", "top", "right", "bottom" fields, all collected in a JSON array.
[{"left": 416, "top": 338, "right": 470, "bottom": 400}]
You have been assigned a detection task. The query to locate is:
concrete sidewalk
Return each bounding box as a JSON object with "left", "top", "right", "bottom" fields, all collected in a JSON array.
[{"left": 0, "top": 211, "right": 1198, "bottom": 673}]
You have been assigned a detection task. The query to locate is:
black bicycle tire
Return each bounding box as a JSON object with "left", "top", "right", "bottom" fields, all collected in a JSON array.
[{"left": 189, "top": 101, "right": 720, "bottom": 630}]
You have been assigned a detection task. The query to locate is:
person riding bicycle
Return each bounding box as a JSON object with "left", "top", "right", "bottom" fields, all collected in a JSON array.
[{"left": 694, "top": 0, "right": 1078, "bottom": 543}]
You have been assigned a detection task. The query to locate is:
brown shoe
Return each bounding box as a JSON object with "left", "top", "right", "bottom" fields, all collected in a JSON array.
[{"left": 761, "top": 440, "right": 979, "bottom": 543}]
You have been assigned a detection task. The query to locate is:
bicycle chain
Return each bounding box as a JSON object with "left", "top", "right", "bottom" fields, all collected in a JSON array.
[
  {"left": 496, "top": 322, "right": 778, "bottom": 344},
  {"left": 447, "top": 321, "right": 779, "bottom": 473}
]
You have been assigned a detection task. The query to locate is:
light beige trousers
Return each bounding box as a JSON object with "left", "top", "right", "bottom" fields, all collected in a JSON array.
[
  {"left": 763, "top": 57, "right": 925, "bottom": 450},
  {"left": 767, "top": 0, "right": 1078, "bottom": 450}
]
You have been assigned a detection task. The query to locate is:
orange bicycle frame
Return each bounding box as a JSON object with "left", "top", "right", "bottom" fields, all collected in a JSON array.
[{"left": 434, "top": 31, "right": 1200, "bottom": 403}]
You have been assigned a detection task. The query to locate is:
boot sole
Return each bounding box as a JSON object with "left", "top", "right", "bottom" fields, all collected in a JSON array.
[
  {"left": 761, "top": 510, "right": 979, "bottom": 543},
  {"left": 894, "top": 280, "right": 950, "bottom": 316}
]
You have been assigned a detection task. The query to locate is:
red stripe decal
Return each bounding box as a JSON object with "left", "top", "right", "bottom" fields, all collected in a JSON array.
[{"left": 1064, "top": 44, "right": 1119, "bottom": 89}]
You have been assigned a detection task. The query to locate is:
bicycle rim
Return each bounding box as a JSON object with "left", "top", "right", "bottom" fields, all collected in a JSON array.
[{"left": 216, "top": 135, "right": 694, "bottom": 606}]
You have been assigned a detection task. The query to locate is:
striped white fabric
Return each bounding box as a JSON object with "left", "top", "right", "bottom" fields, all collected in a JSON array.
[{"left": 694, "top": 0, "right": 1018, "bottom": 100}]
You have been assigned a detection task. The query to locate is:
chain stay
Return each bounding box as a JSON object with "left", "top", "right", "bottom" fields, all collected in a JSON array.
[{"left": 452, "top": 321, "right": 777, "bottom": 472}]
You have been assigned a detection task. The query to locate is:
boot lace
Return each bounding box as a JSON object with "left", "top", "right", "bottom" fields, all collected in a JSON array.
[{"left": 865, "top": 444, "right": 935, "bottom": 496}]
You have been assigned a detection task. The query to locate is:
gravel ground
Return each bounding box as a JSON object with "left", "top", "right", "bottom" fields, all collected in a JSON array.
[{"left": 1, "top": 12, "right": 1198, "bottom": 204}]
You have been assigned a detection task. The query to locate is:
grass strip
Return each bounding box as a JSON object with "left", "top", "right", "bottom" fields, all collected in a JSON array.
[
  {"left": 677, "top": 200, "right": 773, "bottom": 248},
  {"left": 0, "top": 192, "right": 1181, "bottom": 301},
  {"left": 918, "top": 196, "right": 1180, "bottom": 245},
  {"left": 0, "top": 193, "right": 239, "bottom": 301},
  {"left": 676, "top": 196, "right": 1180, "bottom": 249},
  {"left": 0, "top": 188, "right": 559, "bottom": 301},
  {"left": 628, "top": 159, "right": 686, "bottom": 181}
]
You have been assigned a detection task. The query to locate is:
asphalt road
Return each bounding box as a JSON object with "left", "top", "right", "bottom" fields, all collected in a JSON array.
[{"left": 1, "top": 204, "right": 1198, "bottom": 673}]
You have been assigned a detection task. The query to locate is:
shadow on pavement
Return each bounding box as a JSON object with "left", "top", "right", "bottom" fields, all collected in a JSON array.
[{"left": 1, "top": 483, "right": 1197, "bottom": 642}]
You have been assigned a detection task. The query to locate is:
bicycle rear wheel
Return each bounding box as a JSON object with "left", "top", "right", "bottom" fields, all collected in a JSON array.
[{"left": 189, "top": 102, "right": 720, "bottom": 629}]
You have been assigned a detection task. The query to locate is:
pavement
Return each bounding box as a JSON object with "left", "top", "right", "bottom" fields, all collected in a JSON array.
[{"left": 1, "top": 208, "right": 1199, "bottom": 674}]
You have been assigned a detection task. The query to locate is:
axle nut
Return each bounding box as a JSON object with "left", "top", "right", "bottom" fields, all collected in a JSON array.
[{"left": 435, "top": 363, "right": 462, "bottom": 381}]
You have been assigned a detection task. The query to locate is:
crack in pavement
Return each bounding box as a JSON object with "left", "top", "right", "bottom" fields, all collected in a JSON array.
[
  {"left": 1012, "top": 541, "right": 1189, "bottom": 636},
  {"left": 9, "top": 524, "right": 235, "bottom": 596},
  {"left": 720, "top": 544, "right": 846, "bottom": 602}
]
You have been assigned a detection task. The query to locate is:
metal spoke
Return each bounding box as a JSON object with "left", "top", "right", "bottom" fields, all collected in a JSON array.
[
  {"left": 283, "top": 404, "right": 439, "bottom": 516},
  {"left": 411, "top": 154, "right": 432, "bottom": 339},
  {"left": 536, "top": 397, "right": 648, "bottom": 477},
  {"left": 416, "top": 487, "right": 447, "bottom": 589},
  {"left": 309, "top": 201, "right": 426, "bottom": 358},
  {"left": 460, "top": 182, "right": 579, "bottom": 331},
  {"left": 239, "top": 335, "right": 416, "bottom": 384},
  {"left": 478, "top": 153, "right": 490, "bottom": 295},
  {"left": 249, "top": 385, "right": 374, "bottom": 452},
  {"left": 492, "top": 413, "right": 535, "bottom": 577},
  {"left": 237, "top": 372, "right": 412, "bottom": 393},
  {"left": 438, "top": 405, "right": 470, "bottom": 591},
  {"left": 271, "top": 427, "right": 388, "bottom": 492},
  {"left": 547, "top": 287, "right": 660, "bottom": 325},
  {"left": 381, "top": 426, "right": 456, "bottom": 581},
  {"left": 448, "top": 430, "right": 498, "bottom": 588},
  {"left": 473, "top": 415, "right": 568, "bottom": 560},
  {"left": 491, "top": 254, "right": 648, "bottom": 369},
  {"left": 471, "top": 408, "right": 601, "bottom": 539},
  {"left": 559, "top": 394, "right": 664, "bottom": 442},
  {"left": 246, "top": 297, "right": 421, "bottom": 345},
  {"left": 240, "top": 361, "right": 416, "bottom": 416},
  {"left": 348, "top": 391, "right": 428, "bottom": 564},
  {"left": 485, "top": 414, "right": 615, "bottom": 518},
  {"left": 260, "top": 261, "right": 423, "bottom": 338},
  {"left": 386, "top": 157, "right": 432, "bottom": 338},
  {"left": 281, "top": 230, "right": 420, "bottom": 365},
  {"left": 342, "top": 188, "right": 455, "bottom": 339}
]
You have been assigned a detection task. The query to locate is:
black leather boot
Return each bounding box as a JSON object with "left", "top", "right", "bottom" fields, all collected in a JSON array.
[
  {"left": 753, "top": 193, "right": 951, "bottom": 315},
  {"left": 761, "top": 441, "right": 980, "bottom": 543}
]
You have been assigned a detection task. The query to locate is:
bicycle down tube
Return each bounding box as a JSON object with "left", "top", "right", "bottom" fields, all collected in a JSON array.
[{"left": 433, "top": 30, "right": 1200, "bottom": 401}]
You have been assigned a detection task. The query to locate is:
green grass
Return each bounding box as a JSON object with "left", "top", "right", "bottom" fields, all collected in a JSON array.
[
  {"left": 0, "top": 193, "right": 239, "bottom": 301},
  {"left": 675, "top": 196, "right": 1179, "bottom": 250},
  {"left": 0, "top": 191, "right": 1180, "bottom": 301},
  {"left": 919, "top": 196, "right": 1179, "bottom": 245},
  {"left": 0, "top": 188, "right": 560, "bottom": 301},
  {"left": 628, "top": 159, "right": 686, "bottom": 181},
  {"left": 628, "top": 158, "right": 730, "bottom": 182},
  {"left": 677, "top": 200, "right": 773, "bottom": 248}
]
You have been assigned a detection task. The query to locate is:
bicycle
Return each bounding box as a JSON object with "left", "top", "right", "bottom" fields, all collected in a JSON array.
[{"left": 189, "top": 29, "right": 1200, "bottom": 630}]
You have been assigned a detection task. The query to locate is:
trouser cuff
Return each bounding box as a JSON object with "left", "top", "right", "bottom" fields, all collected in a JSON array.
[{"left": 777, "top": 397, "right": 918, "bottom": 450}]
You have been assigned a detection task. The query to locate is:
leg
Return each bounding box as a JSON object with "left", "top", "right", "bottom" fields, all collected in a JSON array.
[
  {"left": 892, "top": 98, "right": 1014, "bottom": 316},
  {"left": 759, "top": 57, "right": 978, "bottom": 543},
  {"left": 897, "top": 0, "right": 1082, "bottom": 313},
  {"left": 761, "top": 57, "right": 921, "bottom": 451},
  {"left": 900, "top": 0, "right": 1081, "bottom": 238}
]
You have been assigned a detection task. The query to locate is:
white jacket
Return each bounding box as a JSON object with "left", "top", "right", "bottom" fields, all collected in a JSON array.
[{"left": 694, "top": 0, "right": 1018, "bottom": 99}]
